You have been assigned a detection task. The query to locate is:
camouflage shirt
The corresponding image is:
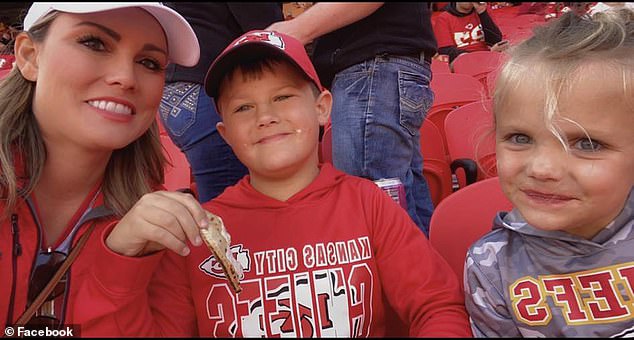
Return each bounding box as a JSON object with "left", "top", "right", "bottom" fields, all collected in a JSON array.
[{"left": 465, "top": 188, "right": 634, "bottom": 337}]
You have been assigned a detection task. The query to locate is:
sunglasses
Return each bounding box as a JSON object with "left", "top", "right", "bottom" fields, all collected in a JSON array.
[{"left": 26, "top": 249, "right": 68, "bottom": 329}]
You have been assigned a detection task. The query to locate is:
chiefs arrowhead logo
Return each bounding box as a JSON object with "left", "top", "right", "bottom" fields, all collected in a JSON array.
[
  {"left": 199, "top": 244, "right": 250, "bottom": 280},
  {"left": 233, "top": 31, "right": 285, "bottom": 50}
]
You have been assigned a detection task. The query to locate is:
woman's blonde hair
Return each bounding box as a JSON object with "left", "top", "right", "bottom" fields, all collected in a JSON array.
[
  {"left": 0, "top": 12, "right": 166, "bottom": 220},
  {"left": 493, "top": 8, "right": 634, "bottom": 147}
]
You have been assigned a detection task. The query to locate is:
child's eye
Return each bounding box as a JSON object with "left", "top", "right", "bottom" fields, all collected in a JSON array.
[
  {"left": 234, "top": 104, "right": 252, "bottom": 113},
  {"left": 509, "top": 133, "right": 531, "bottom": 144},
  {"left": 573, "top": 138, "right": 602, "bottom": 152},
  {"left": 77, "top": 34, "right": 107, "bottom": 51}
]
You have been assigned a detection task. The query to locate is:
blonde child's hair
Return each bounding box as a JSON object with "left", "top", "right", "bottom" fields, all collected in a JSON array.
[
  {"left": 493, "top": 8, "right": 634, "bottom": 149},
  {"left": 0, "top": 12, "right": 166, "bottom": 220}
]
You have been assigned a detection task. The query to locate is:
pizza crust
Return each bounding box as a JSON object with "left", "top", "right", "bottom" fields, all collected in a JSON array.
[{"left": 200, "top": 211, "right": 243, "bottom": 293}]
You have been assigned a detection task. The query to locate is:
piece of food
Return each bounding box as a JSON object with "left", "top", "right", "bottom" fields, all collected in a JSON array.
[{"left": 200, "top": 211, "right": 243, "bottom": 293}]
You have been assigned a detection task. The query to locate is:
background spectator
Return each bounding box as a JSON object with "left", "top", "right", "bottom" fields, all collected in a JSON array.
[{"left": 433, "top": 2, "right": 508, "bottom": 63}]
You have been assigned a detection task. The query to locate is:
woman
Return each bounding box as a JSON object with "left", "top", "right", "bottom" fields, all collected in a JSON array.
[{"left": 0, "top": 2, "right": 207, "bottom": 335}]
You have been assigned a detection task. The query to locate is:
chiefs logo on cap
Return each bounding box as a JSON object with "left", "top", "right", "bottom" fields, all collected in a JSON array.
[{"left": 232, "top": 31, "right": 285, "bottom": 50}]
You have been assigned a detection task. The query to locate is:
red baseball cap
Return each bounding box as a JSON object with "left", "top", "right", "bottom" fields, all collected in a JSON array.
[{"left": 204, "top": 30, "right": 325, "bottom": 100}]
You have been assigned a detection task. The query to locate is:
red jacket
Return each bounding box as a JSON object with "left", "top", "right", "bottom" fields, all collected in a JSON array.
[
  {"left": 1, "top": 152, "right": 166, "bottom": 336},
  {"left": 84, "top": 164, "right": 473, "bottom": 337},
  {"left": 0, "top": 182, "right": 119, "bottom": 331}
]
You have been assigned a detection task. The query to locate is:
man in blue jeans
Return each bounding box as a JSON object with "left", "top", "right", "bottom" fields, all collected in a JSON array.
[
  {"left": 160, "top": 3, "right": 283, "bottom": 202},
  {"left": 268, "top": 3, "right": 437, "bottom": 236}
]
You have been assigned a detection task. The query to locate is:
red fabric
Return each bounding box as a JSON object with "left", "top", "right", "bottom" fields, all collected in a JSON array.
[
  {"left": 517, "top": 2, "right": 548, "bottom": 16},
  {"left": 433, "top": 10, "right": 490, "bottom": 52},
  {"left": 0, "top": 152, "right": 169, "bottom": 335},
  {"left": 0, "top": 186, "right": 120, "bottom": 331},
  {"left": 83, "top": 164, "right": 473, "bottom": 337},
  {"left": 0, "top": 55, "right": 14, "bottom": 80},
  {"left": 0, "top": 55, "right": 15, "bottom": 70}
]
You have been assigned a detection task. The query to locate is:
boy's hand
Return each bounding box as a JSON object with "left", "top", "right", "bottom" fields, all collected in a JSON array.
[
  {"left": 106, "top": 191, "right": 208, "bottom": 257},
  {"left": 491, "top": 40, "right": 510, "bottom": 52}
]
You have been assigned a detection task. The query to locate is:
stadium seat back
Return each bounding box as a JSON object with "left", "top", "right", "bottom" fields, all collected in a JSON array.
[
  {"left": 451, "top": 51, "right": 507, "bottom": 89},
  {"left": 428, "top": 73, "right": 487, "bottom": 149},
  {"left": 420, "top": 119, "right": 452, "bottom": 206},
  {"left": 444, "top": 99, "right": 497, "bottom": 189},
  {"left": 429, "top": 176, "right": 513, "bottom": 287}
]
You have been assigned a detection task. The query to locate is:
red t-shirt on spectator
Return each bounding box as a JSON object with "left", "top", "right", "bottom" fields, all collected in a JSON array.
[{"left": 433, "top": 10, "right": 489, "bottom": 52}]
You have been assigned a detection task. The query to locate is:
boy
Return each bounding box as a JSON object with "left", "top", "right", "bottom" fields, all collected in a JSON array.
[{"left": 175, "top": 30, "right": 471, "bottom": 337}]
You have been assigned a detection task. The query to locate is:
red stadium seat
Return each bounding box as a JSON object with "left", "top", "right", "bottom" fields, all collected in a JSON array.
[
  {"left": 451, "top": 50, "right": 507, "bottom": 90},
  {"left": 431, "top": 57, "right": 451, "bottom": 74},
  {"left": 486, "top": 68, "right": 501, "bottom": 97},
  {"left": 444, "top": 99, "right": 497, "bottom": 189},
  {"left": 505, "top": 27, "right": 535, "bottom": 44},
  {"left": 428, "top": 73, "right": 487, "bottom": 150},
  {"left": 429, "top": 176, "right": 513, "bottom": 287},
  {"left": 420, "top": 119, "right": 452, "bottom": 207},
  {"left": 496, "top": 12, "right": 547, "bottom": 44}
]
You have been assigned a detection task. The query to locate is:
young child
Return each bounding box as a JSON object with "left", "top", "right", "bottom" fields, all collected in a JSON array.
[
  {"left": 464, "top": 9, "right": 634, "bottom": 337},
  {"left": 93, "top": 30, "right": 473, "bottom": 337},
  {"left": 433, "top": 2, "right": 508, "bottom": 63}
]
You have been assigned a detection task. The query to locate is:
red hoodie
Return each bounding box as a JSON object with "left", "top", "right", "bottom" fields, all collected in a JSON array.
[
  {"left": 87, "top": 163, "right": 472, "bottom": 337},
  {"left": 0, "top": 182, "right": 125, "bottom": 332},
  {"left": 1, "top": 153, "right": 166, "bottom": 336}
]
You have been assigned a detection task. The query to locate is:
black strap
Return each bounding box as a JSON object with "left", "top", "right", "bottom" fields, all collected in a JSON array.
[{"left": 13, "top": 221, "right": 98, "bottom": 327}]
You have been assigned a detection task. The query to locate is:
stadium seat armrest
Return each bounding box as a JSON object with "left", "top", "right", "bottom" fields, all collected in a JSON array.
[{"left": 450, "top": 158, "right": 478, "bottom": 186}]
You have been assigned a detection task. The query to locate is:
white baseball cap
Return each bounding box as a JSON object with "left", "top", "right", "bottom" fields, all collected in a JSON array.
[{"left": 23, "top": 2, "right": 200, "bottom": 67}]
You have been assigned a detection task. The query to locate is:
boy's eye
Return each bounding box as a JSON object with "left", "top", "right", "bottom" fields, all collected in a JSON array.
[
  {"left": 234, "top": 104, "right": 252, "bottom": 113},
  {"left": 274, "top": 95, "right": 292, "bottom": 101},
  {"left": 573, "top": 138, "right": 601, "bottom": 152},
  {"left": 509, "top": 133, "right": 531, "bottom": 144}
]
